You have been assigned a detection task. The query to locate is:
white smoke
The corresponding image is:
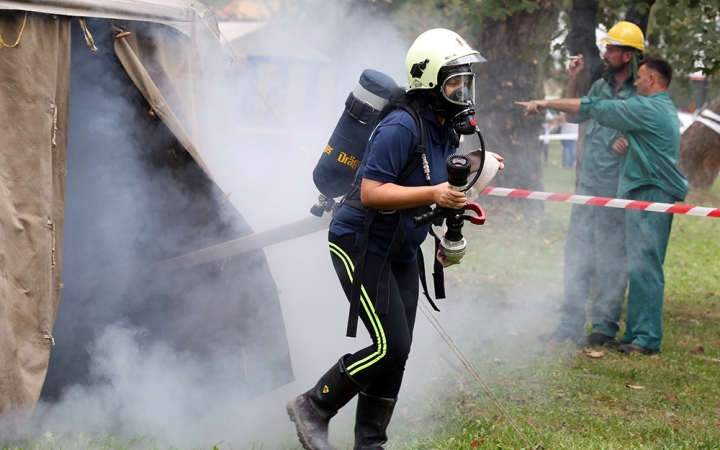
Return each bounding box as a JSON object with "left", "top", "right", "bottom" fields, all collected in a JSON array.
[{"left": 29, "top": 2, "right": 566, "bottom": 449}]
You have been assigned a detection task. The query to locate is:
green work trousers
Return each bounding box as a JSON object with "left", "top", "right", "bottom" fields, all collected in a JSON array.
[
  {"left": 621, "top": 185, "right": 675, "bottom": 351},
  {"left": 558, "top": 197, "right": 628, "bottom": 338}
]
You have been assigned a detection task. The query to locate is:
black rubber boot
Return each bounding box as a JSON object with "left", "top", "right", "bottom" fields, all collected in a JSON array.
[
  {"left": 287, "top": 354, "right": 363, "bottom": 450},
  {"left": 353, "top": 392, "right": 397, "bottom": 450}
]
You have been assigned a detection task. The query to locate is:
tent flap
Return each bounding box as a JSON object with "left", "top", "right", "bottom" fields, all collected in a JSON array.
[
  {"left": 0, "top": 11, "right": 70, "bottom": 439},
  {"left": 113, "top": 33, "right": 213, "bottom": 179}
]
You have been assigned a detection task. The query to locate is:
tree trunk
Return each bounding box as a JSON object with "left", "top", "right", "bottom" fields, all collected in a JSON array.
[
  {"left": 473, "top": 1, "right": 561, "bottom": 216},
  {"left": 567, "top": 0, "right": 601, "bottom": 186},
  {"left": 566, "top": 0, "right": 655, "bottom": 185},
  {"left": 625, "top": 0, "right": 656, "bottom": 37},
  {"left": 678, "top": 95, "right": 720, "bottom": 189},
  {"left": 568, "top": 0, "right": 602, "bottom": 86}
]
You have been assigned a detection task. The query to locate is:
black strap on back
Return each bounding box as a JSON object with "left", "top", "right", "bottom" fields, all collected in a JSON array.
[
  {"left": 347, "top": 207, "right": 407, "bottom": 337},
  {"left": 396, "top": 105, "right": 427, "bottom": 185},
  {"left": 342, "top": 104, "right": 427, "bottom": 212},
  {"left": 345, "top": 92, "right": 380, "bottom": 125}
]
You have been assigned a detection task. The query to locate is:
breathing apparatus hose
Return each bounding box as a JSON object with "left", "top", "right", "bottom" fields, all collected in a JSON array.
[{"left": 464, "top": 126, "right": 486, "bottom": 193}]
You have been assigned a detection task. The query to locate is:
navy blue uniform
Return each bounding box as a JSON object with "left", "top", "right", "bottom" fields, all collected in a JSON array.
[
  {"left": 329, "top": 105, "right": 454, "bottom": 398},
  {"left": 331, "top": 107, "right": 455, "bottom": 261}
]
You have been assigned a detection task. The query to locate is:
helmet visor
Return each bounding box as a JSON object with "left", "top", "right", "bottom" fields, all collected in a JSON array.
[
  {"left": 441, "top": 72, "right": 476, "bottom": 107},
  {"left": 442, "top": 53, "right": 487, "bottom": 67}
]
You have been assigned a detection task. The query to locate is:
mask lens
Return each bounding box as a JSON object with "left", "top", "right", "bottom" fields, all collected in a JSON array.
[
  {"left": 449, "top": 86, "right": 473, "bottom": 103},
  {"left": 442, "top": 73, "right": 475, "bottom": 106}
]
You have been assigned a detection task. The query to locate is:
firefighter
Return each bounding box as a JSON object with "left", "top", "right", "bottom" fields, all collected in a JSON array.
[{"left": 287, "top": 28, "right": 504, "bottom": 450}]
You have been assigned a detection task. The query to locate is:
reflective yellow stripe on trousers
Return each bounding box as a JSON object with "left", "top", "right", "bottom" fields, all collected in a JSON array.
[{"left": 328, "top": 242, "right": 387, "bottom": 376}]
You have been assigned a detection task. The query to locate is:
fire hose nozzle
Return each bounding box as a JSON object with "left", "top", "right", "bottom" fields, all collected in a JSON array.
[
  {"left": 440, "top": 236, "right": 467, "bottom": 264},
  {"left": 464, "top": 202, "right": 486, "bottom": 225}
]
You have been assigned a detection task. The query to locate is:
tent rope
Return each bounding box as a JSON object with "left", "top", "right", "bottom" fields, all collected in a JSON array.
[
  {"left": 0, "top": 12, "right": 28, "bottom": 49},
  {"left": 78, "top": 18, "right": 98, "bottom": 52},
  {"left": 43, "top": 334, "right": 56, "bottom": 346},
  {"left": 46, "top": 219, "right": 56, "bottom": 269},
  {"left": 189, "top": 6, "right": 313, "bottom": 161},
  {"left": 51, "top": 103, "right": 58, "bottom": 149}
]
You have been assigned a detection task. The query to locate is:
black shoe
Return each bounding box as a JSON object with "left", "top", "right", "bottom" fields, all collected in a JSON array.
[
  {"left": 354, "top": 393, "right": 397, "bottom": 450},
  {"left": 287, "top": 395, "right": 333, "bottom": 450},
  {"left": 605, "top": 339, "right": 629, "bottom": 349},
  {"left": 287, "top": 355, "right": 364, "bottom": 450},
  {"left": 577, "top": 333, "right": 614, "bottom": 347},
  {"left": 538, "top": 329, "right": 580, "bottom": 343},
  {"left": 617, "top": 343, "right": 660, "bottom": 355}
]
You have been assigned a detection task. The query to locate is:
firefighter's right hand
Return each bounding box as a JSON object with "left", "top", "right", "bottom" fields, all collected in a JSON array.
[{"left": 433, "top": 182, "right": 467, "bottom": 209}]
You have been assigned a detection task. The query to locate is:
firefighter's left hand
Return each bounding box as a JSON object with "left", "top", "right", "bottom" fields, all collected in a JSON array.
[
  {"left": 488, "top": 152, "right": 505, "bottom": 170},
  {"left": 468, "top": 151, "right": 505, "bottom": 172}
]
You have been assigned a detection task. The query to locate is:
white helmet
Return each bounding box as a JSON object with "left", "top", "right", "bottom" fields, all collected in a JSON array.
[
  {"left": 405, "top": 28, "right": 486, "bottom": 91},
  {"left": 406, "top": 29, "right": 486, "bottom": 131}
]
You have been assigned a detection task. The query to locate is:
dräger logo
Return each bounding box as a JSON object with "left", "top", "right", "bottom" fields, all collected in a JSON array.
[{"left": 338, "top": 152, "right": 360, "bottom": 169}]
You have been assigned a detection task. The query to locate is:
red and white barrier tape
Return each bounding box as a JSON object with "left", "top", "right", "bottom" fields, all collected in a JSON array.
[{"left": 481, "top": 186, "right": 720, "bottom": 218}]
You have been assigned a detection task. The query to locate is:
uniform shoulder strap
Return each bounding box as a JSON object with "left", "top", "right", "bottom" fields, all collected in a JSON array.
[{"left": 396, "top": 104, "right": 428, "bottom": 185}]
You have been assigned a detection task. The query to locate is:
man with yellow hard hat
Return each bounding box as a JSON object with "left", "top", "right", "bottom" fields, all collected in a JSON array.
[
  {"left": 539, "top": 22, "right": 644, "bottom": 347},
  {"left": 517, "top": 55, "right": 689, "bottom": 355}
]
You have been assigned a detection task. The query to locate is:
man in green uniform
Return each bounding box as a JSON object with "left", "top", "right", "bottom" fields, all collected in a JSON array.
[
  {"left": 540, "top": 22, "right": 644, "bottom": 347},
  {"left": 517, "top": 56, "right": 689, "bottom": 355}
]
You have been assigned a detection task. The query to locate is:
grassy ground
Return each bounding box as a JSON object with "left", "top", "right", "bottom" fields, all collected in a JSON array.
[
  {"left": 5, "top": 143, "right": 719, "bottom": 450},
  {"left": 383, "top": 142, "right": 720, "bottom": 450}
]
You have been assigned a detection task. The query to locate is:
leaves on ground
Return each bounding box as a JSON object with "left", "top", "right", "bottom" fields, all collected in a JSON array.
[{"left": 582, "top": 349, "right": 604, "bottom": 358}]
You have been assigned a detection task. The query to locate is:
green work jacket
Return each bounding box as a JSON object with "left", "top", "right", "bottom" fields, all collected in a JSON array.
[
  {"left": 578, "top": 92, "right": 689, "bottom": 201},
  {"left": 571, "top": 77, "right": 637, "bottom": 196}
]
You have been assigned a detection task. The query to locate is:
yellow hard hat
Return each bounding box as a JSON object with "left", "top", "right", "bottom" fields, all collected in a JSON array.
[{"left": 600, "top": 21, "right": 645, "bottom": 52}]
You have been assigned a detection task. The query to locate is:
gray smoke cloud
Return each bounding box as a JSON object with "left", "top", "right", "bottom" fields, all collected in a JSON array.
[{"left": 30, "top": 3, "right": 564, "bottom": 449}]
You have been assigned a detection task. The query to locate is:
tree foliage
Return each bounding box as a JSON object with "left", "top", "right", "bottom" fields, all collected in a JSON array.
[
  {"left": 344, "top": 0, "right": 720, "bottom": 79},
  {"left": 648, "top": 0, "right": 720, "bottom": 77},
  {"left": 209, "top": 0, "right": 719, "bottom": 79},
  {"left": 595, "top": 0, "right": 720, "bottom": 77}
]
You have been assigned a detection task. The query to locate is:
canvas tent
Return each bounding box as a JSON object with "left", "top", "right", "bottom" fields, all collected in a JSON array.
[{"left": 0, "top": 0, "right": 294, "bottom": 440}]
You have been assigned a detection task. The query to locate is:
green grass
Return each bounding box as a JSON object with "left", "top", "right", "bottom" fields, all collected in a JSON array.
[{"left": 383, "top": 142, "right": 720, "bottom": 449}]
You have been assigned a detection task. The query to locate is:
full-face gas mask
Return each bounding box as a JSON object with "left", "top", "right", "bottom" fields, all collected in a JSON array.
[{"left": 430, "top": 64, "right": 478, "bottom": 146}]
